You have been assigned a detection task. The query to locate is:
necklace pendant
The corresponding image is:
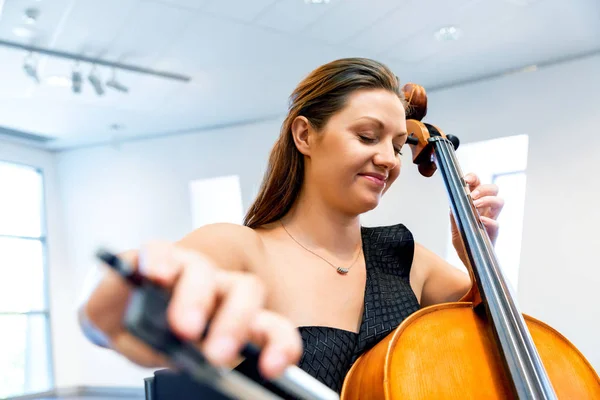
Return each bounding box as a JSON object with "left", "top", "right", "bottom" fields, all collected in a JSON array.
[{"left": 337, "top": 267, "right": 349, "bottom": 274}]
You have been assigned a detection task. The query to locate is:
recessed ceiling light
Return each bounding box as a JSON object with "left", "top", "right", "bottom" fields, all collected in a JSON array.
[
  {"left": 24, "top": 8, "right": 40, "bottom": 25},
  {"left": 434, "top": 26, "right": 462, "bottom": 41},
  {"left": 304, "top": 0, "right": 330, "bottom": 4}
]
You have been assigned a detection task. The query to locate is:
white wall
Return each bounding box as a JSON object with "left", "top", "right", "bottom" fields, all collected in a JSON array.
[{"left": 44, "top": 52, "right": 600, "bottom": 387}]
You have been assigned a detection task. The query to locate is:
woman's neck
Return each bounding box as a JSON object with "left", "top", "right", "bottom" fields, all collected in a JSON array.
[{"left": 280, "top": 184, "right": 362, "bottom": 256}]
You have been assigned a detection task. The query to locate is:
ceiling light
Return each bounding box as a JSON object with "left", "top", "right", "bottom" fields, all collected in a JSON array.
[
  {"left": 304, "top": 0, "right": 330, "bottom": 4},
  {"left": 45, "top": 75, "right": 71, "bottom": 87},
  {"left": 88, "top": 66, "right": 104, "bottom": 96},
  {"left": 23, "top": 53, "right": 39, "bottom": 84},
  {"left": 106, "top": 69, "right": 129, "bottom": 93},
  {"left": 72, "top": 65, "right": 82, "bottom": 93},
  {"left": 23, "top": 8, "right": 40, "bottom": 25},
  {"left": 434, "top": 26, "right": 462, "bottom": 41}
]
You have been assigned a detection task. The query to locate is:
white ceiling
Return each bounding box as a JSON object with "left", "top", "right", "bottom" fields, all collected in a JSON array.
[{"left": 0, "top": 0, "right": 598, "bottom": 150}]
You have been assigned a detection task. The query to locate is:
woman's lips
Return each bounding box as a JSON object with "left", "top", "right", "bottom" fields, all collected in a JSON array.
[{"left": 359, "top": 174, "right": 386, "bottom": 187}]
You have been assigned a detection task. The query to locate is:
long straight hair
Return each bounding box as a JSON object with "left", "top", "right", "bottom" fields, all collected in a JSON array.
[{"left": 243, "top": 58, "right": 405, "bottom": 229}]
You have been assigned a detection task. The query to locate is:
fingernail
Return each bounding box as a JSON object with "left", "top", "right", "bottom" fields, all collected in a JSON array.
[
  {"left": 473, "top": 199, "right": 482, "bottom": 207},
  {"left": 471, "top": 190, "right": 480, "bottom": 199},
  {"left": 207, "top": 336, "right": 237, "bottom": 363}
]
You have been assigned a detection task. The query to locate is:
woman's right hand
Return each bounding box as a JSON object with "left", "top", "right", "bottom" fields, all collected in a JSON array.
[{"left": 80, "top": 240, "right": 302, "bottom": 379}]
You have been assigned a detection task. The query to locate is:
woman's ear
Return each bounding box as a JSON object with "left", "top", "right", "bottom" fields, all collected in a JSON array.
[{"left": 291, "top": 116, "right": 313, "bottom": 157}]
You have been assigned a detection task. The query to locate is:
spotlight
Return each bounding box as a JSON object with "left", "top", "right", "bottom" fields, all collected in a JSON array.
[
  {"left": 72, "top": 69, "right": 82, "bottom": 93},
  {"left": 23, "top": 53, "right": 39, "bottom": 83},
  {"left": 72, "top": 63, "right": 83, "bottom": 93},
  {"left": 88, "top": 66, "right": 104, "bottom": 96},
  {"left": 106, "top": 69, "right": 128, "bottom": 93}
]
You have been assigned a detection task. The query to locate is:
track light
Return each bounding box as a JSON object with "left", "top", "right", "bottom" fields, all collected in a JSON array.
[
  {"left": 72, "top": 64, "right": 82, "bottom": 93},
  {"left": 88, "top": 65, "right": 104, "bottom": 96},
  {"left": 23, "top": 52, "right": 39, "bottom": 83},
  {"left": 106, "top": 68, "right": 128, "bottom": 93}
]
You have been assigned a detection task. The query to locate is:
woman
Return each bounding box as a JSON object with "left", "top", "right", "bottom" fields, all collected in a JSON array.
[{"left": 80, "top": 58, "right": 503, "bottom": 395}]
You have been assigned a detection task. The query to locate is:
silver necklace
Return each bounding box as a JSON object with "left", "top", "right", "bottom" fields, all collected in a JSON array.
[{"left": 280, "top": 221, "right": 362, "bottom": 275}]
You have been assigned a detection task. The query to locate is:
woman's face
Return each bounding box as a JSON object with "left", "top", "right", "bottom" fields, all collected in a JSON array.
[{"left": 307, "top": 88, "right": 408, "bottom": 215}]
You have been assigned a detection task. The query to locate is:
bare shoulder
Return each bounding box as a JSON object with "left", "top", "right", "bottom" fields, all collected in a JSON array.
[
  {"left": 176, "top": 223, "right": 266, "bottom": 273},
  {"left": 412, "top": 242, "right": 471, "bottom": 307}
]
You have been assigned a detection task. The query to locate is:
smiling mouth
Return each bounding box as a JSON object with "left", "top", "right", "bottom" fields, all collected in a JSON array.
[{"left": 359, "top": 174, "right": 386, "bottom": 187}]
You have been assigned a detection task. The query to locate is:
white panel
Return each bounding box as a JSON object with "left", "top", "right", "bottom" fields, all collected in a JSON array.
[
  {"left": 384, "top": 0, "right": 516, "bottom": 63},
  {"left": 408, "top": 0, "right": 600, "bottom": 88},
  {"left": 0, "top": 0, "right": 73, "bottom": 45},
  {"left": 205, "top": 0, "right": 280, "bottom": 22},
  {"left": 189, "top": 175, "right": 244, "bottom": 228},
  {"left": 105, "top": 1, "right": 197, "bottom": 65},
  {"left": 254, "top": 0, "right": 344, "bottom": 33},
  {"left": 346, "top": 0, "right": 474, "bottom": 54},
  {"left": 49, "top": 0, "right": 140, "bottom": 54},
  {"left": 303, "top": 0, "right": 402, "bottom": 45}
]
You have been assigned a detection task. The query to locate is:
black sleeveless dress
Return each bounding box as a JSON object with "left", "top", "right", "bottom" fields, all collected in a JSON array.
[{"left": 236, "top": 223, "right": 421, "bottom": 396}]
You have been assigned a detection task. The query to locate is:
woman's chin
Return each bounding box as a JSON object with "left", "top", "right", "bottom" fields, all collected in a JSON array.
[{"left": 353, "top": 193, "right": 381, "bottom": 213}]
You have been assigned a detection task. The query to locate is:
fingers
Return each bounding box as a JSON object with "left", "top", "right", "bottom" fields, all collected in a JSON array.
[
  {"left": 139, "top": 241, "right": 183, "bottom": 286},
  {"left": 480, "top": 216, "right": 500, "bottom": 243},
  {"left": 167, "top": 251, "right": 217, "bottom": 341},
  {"left": 249, "top": 310, "right": 303, "bottom": 379},
  {"left": 464, "top": 173, "right": 480, "bottom": 191},
  {"left": 202, "top": 272, "right": 266, "bottom": 366},
  {"left": 473, "top": 195, "right": 505, "bottom": 219},
  {"left": 470, "top": 183, "right": 499, "bottom": 200},
  {"left": 121, "top": 241, "right": 299, "bottom": 380}
]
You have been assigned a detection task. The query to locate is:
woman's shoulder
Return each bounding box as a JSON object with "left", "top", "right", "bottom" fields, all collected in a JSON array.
[
  {"left": 177, "top": 222, "right": 266, "bottom": 272},
  {"left": 179, "top": 222, "right": 263, "bottom": 246}
]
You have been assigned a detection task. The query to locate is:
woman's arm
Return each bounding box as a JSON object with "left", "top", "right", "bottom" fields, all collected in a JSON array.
[{"left": 413, "top": 243, "right": 471, "bottom": 307}]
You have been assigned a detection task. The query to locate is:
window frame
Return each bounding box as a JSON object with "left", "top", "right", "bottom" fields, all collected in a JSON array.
[{"left": 0, "top": 160, "right": 55, "bottom": 396}]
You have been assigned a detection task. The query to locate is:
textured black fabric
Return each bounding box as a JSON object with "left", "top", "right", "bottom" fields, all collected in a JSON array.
[{"left": 236, "top": 223, "right": 421, "bottom": 396}]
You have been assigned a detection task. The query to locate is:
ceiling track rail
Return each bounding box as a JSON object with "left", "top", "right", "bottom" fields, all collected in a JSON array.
[{"left": 0, "top": 38, "right": 191, "bottom": 82}]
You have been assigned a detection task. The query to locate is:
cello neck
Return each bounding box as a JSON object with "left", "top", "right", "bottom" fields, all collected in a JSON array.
[{"left": 430, "top": 135, "right": 557, "bottom": 400}]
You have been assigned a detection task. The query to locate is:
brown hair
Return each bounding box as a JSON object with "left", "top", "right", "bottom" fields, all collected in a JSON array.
[{"left": 243, "top": 58, "right": 405, "bottom": 229}]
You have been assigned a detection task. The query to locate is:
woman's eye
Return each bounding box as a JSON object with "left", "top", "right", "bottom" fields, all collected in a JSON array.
[
  {"left": 394, "top": 147, "right": 403, "bottom": 156},
  {"left": 359, "top": 135, "right": 375, "bottom": 143}
]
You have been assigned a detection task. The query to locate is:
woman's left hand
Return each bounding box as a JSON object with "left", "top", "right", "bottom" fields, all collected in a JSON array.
[{"left": 451, "top": 173, "right": 504, "bottom": 262}]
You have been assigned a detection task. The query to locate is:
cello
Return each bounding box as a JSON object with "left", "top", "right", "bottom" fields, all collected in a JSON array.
[{"left": 341, "top": 83, "right": 600, "bottom": 399}]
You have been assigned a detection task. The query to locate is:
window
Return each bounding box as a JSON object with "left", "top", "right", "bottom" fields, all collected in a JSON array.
[
  {"left": 0, "top": 161, "right": 53, "bottom": 398},
  {"left": 445, "top": 135, "right": 528, "bottom": 294},
  {"left": 189, "top": 175, "right": 244, "bottom": 229}
]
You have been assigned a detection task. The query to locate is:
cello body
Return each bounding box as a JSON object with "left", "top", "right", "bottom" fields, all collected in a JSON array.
[
  {"left": 341, "top": 303, "right": 600, "bottom": 399},
  {"left": 341, "top": 83, "right": 600, "bottom": 399}
]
